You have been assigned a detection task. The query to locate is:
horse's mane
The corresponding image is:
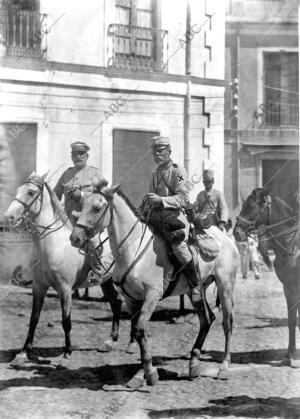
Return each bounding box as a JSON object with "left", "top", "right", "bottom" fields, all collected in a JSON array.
[
  {"left": 251, "top": 187, "right": 296, "bottom": 225},
  {"left": 25, "top": 174, "right": 72, "bottom": 228},
  {"left": 116, "top": 189, "right": 142, "bottom": 219},
  {"left": 44, "top": 183, "right": 73, "bottom": 228},
  {"left": 271, "top": 195, "right": 297, "bottom": 227}
]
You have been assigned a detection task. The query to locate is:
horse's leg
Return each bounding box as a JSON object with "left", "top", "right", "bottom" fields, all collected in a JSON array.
[
  {"left": 126, "top": 316, "right": 140, "bottom": 354},
  {"left": 83, "top": 288, "right": 89, "bottom": 300},
  {"left": 11, "top": 280, "right": 49, "bottom": 366},
  {"left": 132, "top": 289, "right": 160, "bottom": 386},
  {"left": 218, "top": 281, "right": 234, "bottom": 371},
  {"left": 282, "top": 284, "right": 298, "bottom": 365},
  {"left": 189, "top": 295, "right": 215, "bottom": 378},
  {"left": 98, "top": 278, "right": 122, "bottom": 352},
  {"left": 58, "top": 286, "right": 72, "bottom": 366}
]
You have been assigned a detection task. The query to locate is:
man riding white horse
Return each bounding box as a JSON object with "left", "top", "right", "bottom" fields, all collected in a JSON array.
[
  {"left": 54, "top": 141, "right": 107, "bottom": 283},
  {"left": 143, "top": 136, "right": 201, "bottom": 303}
]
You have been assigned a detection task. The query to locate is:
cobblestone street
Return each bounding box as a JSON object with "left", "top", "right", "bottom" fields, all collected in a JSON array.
[{"left": 0, "top": 267, "right": 300, "bottom": 418}]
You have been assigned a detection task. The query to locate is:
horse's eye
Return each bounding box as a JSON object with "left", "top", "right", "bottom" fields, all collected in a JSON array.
[
  {"left": 28, "top": 191, "right": 34, "bottom": 197},
  {"left": 94, "top": 205, "right": 101, "bottom": 212}
]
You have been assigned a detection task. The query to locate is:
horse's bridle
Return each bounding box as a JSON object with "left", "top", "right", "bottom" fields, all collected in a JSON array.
[
  {"left": 12, "top": 180, "right": 44, "bottom": 224},
  {"left": 75, "top": 193, "right": 113, "bottom": 240},
  {"left": 12, "top": 179, "right": 68, "bottom": 240},
  {"left": 236, "top": 198, "right": 271, "bottom": 236}
]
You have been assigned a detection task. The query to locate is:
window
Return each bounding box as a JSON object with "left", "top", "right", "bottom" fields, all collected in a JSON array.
[
  {"left": 263, "top": 52, "right": 299, "bottom": 127},
  {"left": 0, "top": 123, "right": 37, "bottom": 216},
  {"left": 2, "top": 0, "right": 45, "bottom": 59},
  {"left": 113, "top": 129, "right": 158, "bottom": 206},
  {"left": 108, "top": 0, "right": 168, "bottom": 72}
]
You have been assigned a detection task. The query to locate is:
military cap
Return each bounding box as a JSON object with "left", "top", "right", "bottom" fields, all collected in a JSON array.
[
  {"left": 203, "top": 169, "right": 214, "bottom": 180},
  {"left": 71, "top": 141, "right": 90, "bottom": 152},
  {"left": 149, "top": 136, "right": 170, "bottom": 149}
]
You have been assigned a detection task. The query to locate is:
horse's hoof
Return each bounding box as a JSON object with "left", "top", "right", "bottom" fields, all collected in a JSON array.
[
  {"left": 146, "top": 367, "right": 159, "bottom": 386},
  {"left": 281, "top": 356, "right": 292, "bottom": 367},
  {"left": 220, "top": 360, "right": 230, "bottom": 371},
  {"left": 126, "top": 376, "right": 145, "bottom": 389},
  {"left": 126, "top": 341, "right": 139, "bottom": 354},
  {"left": 172, "top": 315, "right": 185, "bottom": 324},
  {"left": 10, "top": 352, "right": 29, "bottom": 367},
  {"left": 97, "top": 339, "right": 118, "bottom": 352},
  {"left": 57, "top": 354, "right": 71, "bottom": 369},
  {"left": 189, "top": 359, "right": 201, "bottom": 378}
]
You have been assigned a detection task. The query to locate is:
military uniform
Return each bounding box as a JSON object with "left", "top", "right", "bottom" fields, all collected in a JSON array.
[
  {"left": 149, "top": 160, "right": 191, "bottom": 264},
  {"left": 54, "top": 165, "right": 105, "bottom": 222},
  {"left": 195, "top": 189, "right": 228, "bottom": 226}
]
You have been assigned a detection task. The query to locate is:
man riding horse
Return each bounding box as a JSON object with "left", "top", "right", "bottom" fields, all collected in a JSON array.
[
  {"left": 143, "top": 136, "right": 201, "bottom": 303},
  {"left": 54, "top": 141, "right": 107, "bottom": 280}
]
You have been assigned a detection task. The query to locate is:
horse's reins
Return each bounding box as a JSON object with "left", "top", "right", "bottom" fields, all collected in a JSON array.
[
  {"left": 78, "top": 193, "right": 153, "bottom": 301},
  {"left": 239, "top": 197, "right": 299, "bottom": 256},
  {"left": 13, "top": 180, "right": 68, "bottom": 241}
]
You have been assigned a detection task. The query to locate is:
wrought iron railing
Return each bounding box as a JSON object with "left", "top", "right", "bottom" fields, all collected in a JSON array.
[
  {"left": 107, "top": 24, "right": 168, "bottom": 72},
  {"left": 1, "top": 6, "right": 46, "bottom": 59},
  {"left": 265, "top": 103, "right": 299, "bottom": 127},
  {"left": 252, "top": 100, "right": 299, "bottom": 128}
]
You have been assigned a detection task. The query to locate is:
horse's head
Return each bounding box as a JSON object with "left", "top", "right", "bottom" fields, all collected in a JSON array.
[
  {"left": 4, "top": 172, "right": 47, "bottom": 226},
  {"left": 70, "top": 179, "right": 118, "bottom": 249},
  {"left": 233, "top": 188, "right": 271, "bottom": 242}
]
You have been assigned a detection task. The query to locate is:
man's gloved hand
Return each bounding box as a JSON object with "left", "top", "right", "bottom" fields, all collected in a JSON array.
[
  {"left": 218, "top": 221, "right": 226, "bottom": 231},
  {"left": 145, "top": 193, "right": 162, "bottom": 208},
  {"left": 71, "top": 188, "right": 82, "bottom": 202}
]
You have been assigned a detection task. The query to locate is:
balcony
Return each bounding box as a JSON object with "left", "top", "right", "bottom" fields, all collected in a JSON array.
[
  {"left": 0, "top": 6, "right": 46, "bottom": 59},
  {"left": 107, "top": 24, "right": 168, "bottom": 72},
  {"left": 264, "top": 103, "right": 299, "bottom": 128}
]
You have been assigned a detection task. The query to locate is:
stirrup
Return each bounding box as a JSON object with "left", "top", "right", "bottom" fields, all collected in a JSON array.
[
  {"left": 190, "top": 286, "right": 202, "bottom": 303},
  {"left": 87, "top": 270, "right": 102, "bottom": 286}
]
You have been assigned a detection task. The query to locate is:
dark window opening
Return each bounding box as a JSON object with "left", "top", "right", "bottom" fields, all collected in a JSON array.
[{"left": 263, "top": 51, "right": 299, "bottom": 127}]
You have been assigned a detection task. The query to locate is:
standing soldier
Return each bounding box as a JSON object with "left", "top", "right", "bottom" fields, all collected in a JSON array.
[
  {"left": 143, "top": 136, "right": 201, "bottom": 303},
  {"left": 194, "top": 169, "right": 228, "bottom": 231},
  {"left": 54, "top": 141, "right": 107, "bottom": 297}
]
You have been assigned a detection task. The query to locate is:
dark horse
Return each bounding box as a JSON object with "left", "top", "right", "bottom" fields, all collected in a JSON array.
[{"left": 234, "top": 188, "right": 300, "bottom": 366}]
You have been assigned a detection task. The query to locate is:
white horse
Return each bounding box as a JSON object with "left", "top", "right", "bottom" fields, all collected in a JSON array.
[
  {"left": 70, "top": 181, "right": 239, "bottom": 386},
  {"left": 4, "top": 173, "right": 126, "bottom": 367}
]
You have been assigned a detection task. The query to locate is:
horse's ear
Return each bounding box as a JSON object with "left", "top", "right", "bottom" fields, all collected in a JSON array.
[
  {"left": 102, "top": 184, "right": 120, "bottom": 199},
  {"left": 41, "top": 171, "right": 50, "bottom": 182},
  {"left": 92, "top": 177, "right": 108, "bottom": 193},
  {"left": 262, "top": 189, "right": 271, "bottom": 203}
]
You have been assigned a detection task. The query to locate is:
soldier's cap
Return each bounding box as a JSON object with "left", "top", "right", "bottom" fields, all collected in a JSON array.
[
  {"left": 71, "top": 141, "right": 90, "bottom": 153},
  {"left": 203, "top": 169, "right": 214, "bottom": 180},
  {"left": 149, "top": 136, "right": 170, "bottom": 150}
]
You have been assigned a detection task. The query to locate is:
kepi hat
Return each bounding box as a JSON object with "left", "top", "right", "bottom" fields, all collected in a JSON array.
[
  {"left": 149, "top": 136, "right": 170, "bottom": 150},
  {"left": 71, "top": 141, "right": 90, "bottom": 152},
  {"left": 203, "top": 169, "right": 214, "bottom": 180}
]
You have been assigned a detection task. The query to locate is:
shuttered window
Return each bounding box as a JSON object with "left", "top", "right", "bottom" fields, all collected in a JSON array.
[
  {"left": 264, "top": 52, "right": 299, "bottom": 127},
  {"left": 0, "top": 123, "right": 37, "bottom": 216},
  {"left": 113, "top": 129, "right": 159, "bottom": 206}
]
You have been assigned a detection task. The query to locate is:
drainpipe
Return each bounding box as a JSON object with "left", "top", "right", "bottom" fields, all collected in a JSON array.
[
  {"left": 184, "top": 0, "right": 191, "bottom": 176},
  {"left": 232, "top": 24, "right": 240, "bottom": 206}
]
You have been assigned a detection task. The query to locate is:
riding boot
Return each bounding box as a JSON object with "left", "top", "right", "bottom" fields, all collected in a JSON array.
[{"left": 182, "top": 260, "right": 202, "bottom": 304}]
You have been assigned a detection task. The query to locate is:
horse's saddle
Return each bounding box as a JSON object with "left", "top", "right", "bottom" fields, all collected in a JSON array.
[{"left": 189, "top": 229, "right": 221, "bottom": 262}]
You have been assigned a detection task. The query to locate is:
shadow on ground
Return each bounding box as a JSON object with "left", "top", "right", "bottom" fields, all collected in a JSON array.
[
  {"left": 0, "top": 363, "right": 142, "bottom": 391},
  {"left": 245, "top": 316, "right": 288, "bottom": 329},
  {"left": 147, "top": 395, "right": 300, "bottom": 418}
]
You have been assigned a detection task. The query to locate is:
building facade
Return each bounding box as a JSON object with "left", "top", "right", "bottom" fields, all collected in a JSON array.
[
  {"left": 225, "top": 0, "right": 299, "bottom": 215},
  {"left": 0, "top": 0, "right": 226, "bottom": 219}
]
